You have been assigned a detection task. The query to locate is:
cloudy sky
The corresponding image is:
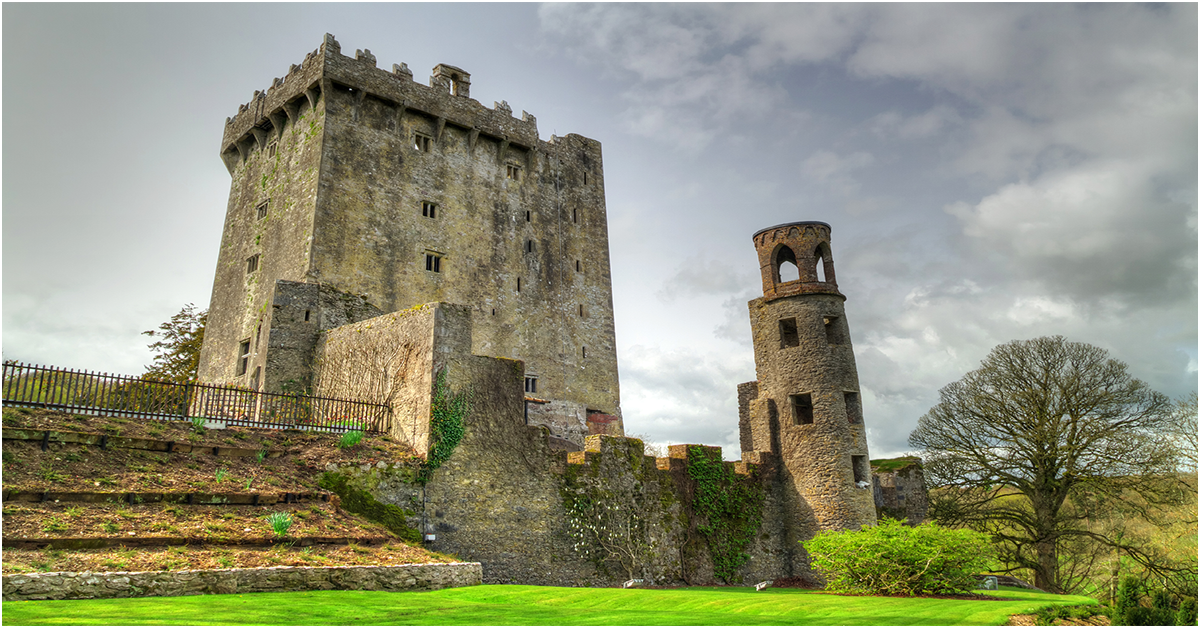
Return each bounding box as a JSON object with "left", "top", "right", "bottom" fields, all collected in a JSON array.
[{"left": 4, "top": 4, "right": 1196, "bottom": 459}]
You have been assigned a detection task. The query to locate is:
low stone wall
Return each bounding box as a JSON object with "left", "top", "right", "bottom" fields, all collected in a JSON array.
[{"left": 2, "top": 562, "right": 482, "bottom": 601}]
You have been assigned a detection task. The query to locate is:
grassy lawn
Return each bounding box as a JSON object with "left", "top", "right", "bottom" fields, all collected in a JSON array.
[{"left": 3, "top": 585, "right": 1095, "bottom": 626}]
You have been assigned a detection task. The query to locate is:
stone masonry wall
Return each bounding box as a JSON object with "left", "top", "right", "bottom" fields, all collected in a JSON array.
[{"left": 2, "top": 562, "right": 481, "bottom": 601}]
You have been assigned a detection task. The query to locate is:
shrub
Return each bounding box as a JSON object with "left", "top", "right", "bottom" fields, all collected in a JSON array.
[
  {"left": 802, "top": 519, "right": 994, "bottom": 596},
  {"left": 338, "top": 430, "right": 364, "bottom": 449}
]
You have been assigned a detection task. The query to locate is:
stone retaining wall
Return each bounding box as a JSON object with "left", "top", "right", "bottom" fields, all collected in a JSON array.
[{"left": 2, "top": 562, "right": 481, "bottom": 601}]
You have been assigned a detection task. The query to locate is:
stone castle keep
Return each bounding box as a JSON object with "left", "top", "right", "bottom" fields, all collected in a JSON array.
[{"left": 197, "top": 35, "right": 921, "bottom": 586}]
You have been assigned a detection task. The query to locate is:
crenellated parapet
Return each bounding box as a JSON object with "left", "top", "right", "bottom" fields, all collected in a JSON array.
[
  {"left": 221, "top": 33, "right": 542, "bottom": 174},
  {"left": 752, "top": 221, "right": 842, "bottom": 301},
  {"left": 561, "top": 435, "right": 764, "bottom": 480}
]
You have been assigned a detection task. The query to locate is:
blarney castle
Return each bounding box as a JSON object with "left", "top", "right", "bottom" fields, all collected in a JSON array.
[{"left": 198, "top": 34, "right": 925, "bottom": 585}]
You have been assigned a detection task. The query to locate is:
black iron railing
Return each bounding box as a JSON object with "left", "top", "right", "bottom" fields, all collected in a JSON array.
[{"left": 1, "top": 362, "right": 390, "bottom": 434}]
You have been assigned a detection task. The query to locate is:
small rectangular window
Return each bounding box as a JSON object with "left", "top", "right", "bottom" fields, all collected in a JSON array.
[
  {"left": 852, "top": 455, "right": 869, "bottom": 485},
  {"left": 256, "top": 201, "right": 268, "bottom": 220},
  {"left": 422, "top": 201, "right": 437, "bottom": 218},
  {"left": 425, "top": 252, "right": 442, "bottom": 273},
  {"left": 267, "top": 142, "right": 277, "bottom": 158},
  {"left": 414, "top": 133, "right": 432, "bottom": 152},
  {"left": 583, "top": 172, "right": 589, "bottom": 185},
  {"left": 517, "top": 277, "right": 521, "bottom": 292},
  {"left": 506, "top": 164, "right": 521, "bottom": 180},
  {"left": 576, "top": 260, "right": 581, "bottom": 272},
  {"left": 824, "top": 315, "right": 847, "bottom": 345},
  {"left": 246, "top": 254, "right": 260, "bottom": 274},
  {"left": 579, "top": 304, "right": 585, "bottom": 317},
  {"left": 525, "top": 210, "right": 531, "bottom": 222},
  {"left": 524, "top": 376, "right": 538, "bottom": 394},
  {"left": 844, "top": 391, "right": 862, "bottom": 424},
  {"left": 790, "top": 393, "right": 813, "bottom": 426},
  {"left": 779, "top": 318, "right": 799, "bottom": 348},
  {"left": 304, "top": 310, "right": 311, "bottom": 322},
  {"left": 236, "top": 340, "right": 251, "bottom": 376}
]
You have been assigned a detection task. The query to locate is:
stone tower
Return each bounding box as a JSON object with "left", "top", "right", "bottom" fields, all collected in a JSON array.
[
  {"left": 738, "top": 221, "right": 876, "bottom": 532},
  {"left": 196, "top": 34, "right": 622, "bottom": 443}
]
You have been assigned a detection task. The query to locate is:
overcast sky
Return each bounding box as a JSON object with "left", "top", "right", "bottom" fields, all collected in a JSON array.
[{"left": 4, "top": 4, "right": 1196, "bottom": 459}]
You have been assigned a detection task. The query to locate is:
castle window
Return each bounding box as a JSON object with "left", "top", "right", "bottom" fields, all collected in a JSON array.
[
  {"left": 852, "top": 455, "right": 869, "bottom": 485},
  {"left": 254, "top": 321, "right": 262, "bottom": 349},
  {"left": 422, "top": 201, "right": 437, "bottom": 218},
  {"left": 256, "top": 201, "right": 268, "bottom": 220},
  {"left": 844, "top": 391, "right": 862, "bottom": 424},
  {"left": 267, "top": 142, "right": 277, "bottom": 158},
  {"left": 779, "top": 318, "right": 799, "bottom": 348},
  {"left": 425, "top": 252, "right": 442, "bottom": 273},
  {"left": 506, "top": 164, "right": 521, "bottom": 181},
  {"left": 246, "top": 254, "right": 260, "bottom": 274},
  {"left": 526, "top": 240, "right": 534, "bottom": 253},
  {"left": 236, "top": 340, "right": 251, "bottom": 376},
  {"left": 414, "top": 133, "right": 432, "bottom": 152},
  {"left": 517, "top": 277, "right": 521, "bottom": 292},
  {"left": 576, "top": 260, "right": 581, "bottom": 272},
  {"left": 526, "top": 211, "right": 531, "bottom": 222},
  {"left": 776, "top": 245, "right": 799, "bottom": 283},
  {"left": 583, "top": 172, "right": 589, "bottom": 185},
  {"left": 582, "top": 346, "right": 587, "bottom": 359},
  {"left": 573, "top": 208, "right": 578, "bottom": 223},
  {"left": 790, "top": 393, "right": 813, "bottom": 425},
  {"left": 579, "top": 304, "right": 585, "bottom": 317},
  {"left": 524, "top": 376, "right": 537, "bottom": 394},
  {"left": 824, "top": 315, "right": 847, "bottom": 345},
  {"left": 304, "top": 310, "right": 311, "bottom": 322}
]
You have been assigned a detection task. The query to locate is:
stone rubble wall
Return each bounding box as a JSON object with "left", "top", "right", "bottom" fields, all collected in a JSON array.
[{"left": 2, "top": 562, "right": 482, "bottom": 601}]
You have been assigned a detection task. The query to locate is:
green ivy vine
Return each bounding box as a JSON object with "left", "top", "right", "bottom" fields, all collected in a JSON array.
[
  {"left": 419, "top": 367, "right": 471, "bottom": 483},
  {"left": 686, "top": 445, "right": 764, "bottom": 583}
]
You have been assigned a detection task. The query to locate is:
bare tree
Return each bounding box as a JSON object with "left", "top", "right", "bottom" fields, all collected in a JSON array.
[{"left": 909, "top": 336, "right": 1179, "bottom": 593}]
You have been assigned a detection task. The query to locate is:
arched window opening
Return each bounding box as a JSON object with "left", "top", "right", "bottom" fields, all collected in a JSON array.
[
  {"left": 815, "top": 251, "right": 826, "bottom": 282},
  {"left": 776, "top": 245, "right": 799, "bottom": 283},
  {"left": 814, "top": 243, "right": 835, "bottom": 284}
]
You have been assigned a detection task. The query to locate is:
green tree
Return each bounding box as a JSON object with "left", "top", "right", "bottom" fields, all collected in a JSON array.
[
  {"left": 143, "top": 304, "right": 207, "bottom": 383},
  {"left": 909, "top": 336, "right": 1180, "bottom": 594}
]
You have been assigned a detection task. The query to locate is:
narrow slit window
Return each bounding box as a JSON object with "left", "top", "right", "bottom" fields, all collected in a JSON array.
[
  {"left": 582, "top": 346, "right": 587, "bottom": 359},
  {"left": 579, "top": 304, "right": 585, "bottom": 317},
  {"left": 572, "top": 208, "right": 578, "bottom": 223},
  {"left": 422, "top": 201, "right": 437, "bottom": 218},
  {"left": 506, "top": 164, "right": 521, "bottom": 180},
  {"left": 413, "top": 133, "right": 432, "bottom": 152},
  {"left": 304, "top": 310, "right": 311, "bottom": 322},
  {"left": 246, "top": 254, "right": 260, "bottom": 274},
  {"left": 254, "top": 322, "right": 262, "bottom": 349},
  {"left": 526, "top": 240, "right": 534, "bottom": 253},
  {"left": 517, "top": 277, "right": 521, "bottom": 292},
  {"left": 852, "top": 455, "right": 869, "bottom": 485},
  {"left": 524, "top": 377, "right": 538, "bottom": 394},
  {"left": 575, "top": 260, "right": 581, "bottom": 272},
  {"left": 779, "top": 318, "right": 799, "bottom": 348},
  {"left": 256, "top": 201, "right": 268, "bottom": 220},
  {"left": 525, "top": 211, "right": 531, "bottom": 222},
  {"left": 844, "top": 392, "right": 862, "bottom": 425},
  {"left": 267, "top": 142, "right": 277, "bottom": 158},
  {"left": 236, "top": 340, "right": 251, "bottom": 376},
  {"left": 425, "top": 252, "right": 442, "bottom": 273},
  {"left": 491, "top": 308, "right": 496, "bottom": 316},
  {"left": 790, "top": 393, "right": 813, "bottom": 425},
  {"left": 583, "top": 172, "right": 589, "bottom": 185}
]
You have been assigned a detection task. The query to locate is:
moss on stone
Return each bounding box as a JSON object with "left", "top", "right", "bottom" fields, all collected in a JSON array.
[{"left": 319, "top": 470, "right": 420, "bottom": 543}]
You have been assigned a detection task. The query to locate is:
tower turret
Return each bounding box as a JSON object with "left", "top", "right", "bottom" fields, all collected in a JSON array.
[{"left": 739, "top": 221, "right": 876, "bottom": 532}]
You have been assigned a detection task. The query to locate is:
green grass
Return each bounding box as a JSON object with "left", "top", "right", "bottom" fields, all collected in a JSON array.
[{"left": 2, "top": 585, "right": 1094, "bottom": 626}]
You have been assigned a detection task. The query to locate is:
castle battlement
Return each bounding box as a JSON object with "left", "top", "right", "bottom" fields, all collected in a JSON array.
[
  {"left": 562, "top": 435, "right": 762, "bottom": 479},
  {"left": 221, "top": 33, "right": 543, "bottom": 173}
]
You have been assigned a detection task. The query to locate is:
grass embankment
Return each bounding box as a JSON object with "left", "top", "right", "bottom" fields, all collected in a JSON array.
[{"left": 3, "top": 585, "right": 1096, "bottom": 626}]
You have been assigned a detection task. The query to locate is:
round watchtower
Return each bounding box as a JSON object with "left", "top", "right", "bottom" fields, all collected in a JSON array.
[{"left": 745, "top": 221, "right": 876, "bottom": 532}]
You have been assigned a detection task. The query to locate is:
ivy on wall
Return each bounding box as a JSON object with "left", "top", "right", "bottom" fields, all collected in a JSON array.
[
  {"left": 419, "top": 367, "right": 471, "bottom": 483},
  {"left": 686, "top": 445, "right": 764, "bottom": 583}
]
